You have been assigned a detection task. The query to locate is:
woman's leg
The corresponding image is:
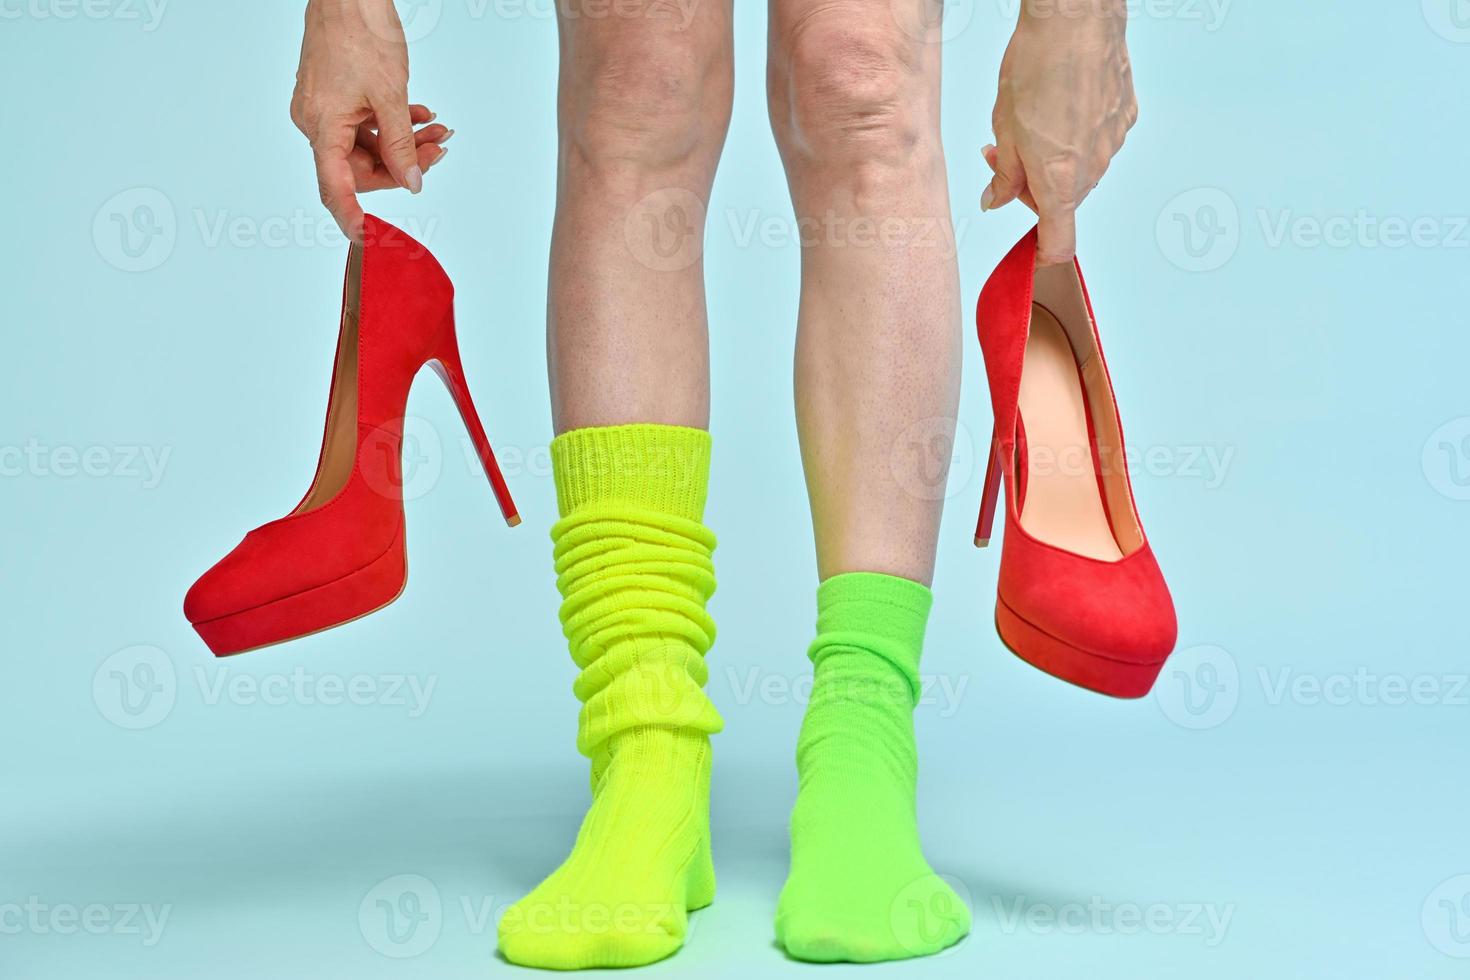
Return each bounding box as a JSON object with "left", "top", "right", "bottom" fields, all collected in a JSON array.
[
  {"left": 769, "top": 0, "right": 961, "bottom": 585},
  {"left": 767, "top": 0, "right": 969, "bottom": 962},
  {"left": 499, "top": 0, "right": 735, "bottom": 970},
  {"left": 547, "top": 0, "right": 734, "bottom": 431}
]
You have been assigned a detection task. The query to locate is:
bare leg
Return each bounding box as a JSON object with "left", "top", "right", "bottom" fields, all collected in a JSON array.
[
  {"left": 768, "top": 0, "right": 960, "bottom": 584},
  {"left": 501, "top": 4, "right": 736, "bottom": 970},
  {"left": 547, "top": 0, "right": 734, "bottom": 432},
  {"left": 767, "top": 0, "right": 971, "bottom": 963}
]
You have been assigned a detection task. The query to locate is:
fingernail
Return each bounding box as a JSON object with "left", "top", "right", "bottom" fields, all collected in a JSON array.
[
  {"left": 982, "top": 143, "right": 995, "bottom": 156},
  {"left": 981, "top": 186, "right": 995, "bottom": 212},
  {"left": 405, "top": 166, "right": 423, "bottom": 194},
  {"left": 440, "top": 129, "right": 455, "bottom": 145},
  {"left": 433, "top": 146, "right": 449, "bottom": 166},
  {"left": 426, "top": 111, "right": 437, "bottom": 123}
]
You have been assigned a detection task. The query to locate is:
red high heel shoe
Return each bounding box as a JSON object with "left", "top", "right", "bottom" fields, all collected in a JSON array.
[
  {"left": 184, "top": 215, "right": 518, "bottom": 656},
  {"left": 973, "top": 228, "right": 1176, "bottom": 698}
]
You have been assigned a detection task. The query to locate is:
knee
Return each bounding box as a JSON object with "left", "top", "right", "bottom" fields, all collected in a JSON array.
[
  {"left": 563, "top": 36, "right": 732, "bottom": 182},
  {"left": 774, "top": 16, "right": 933, "bottom": 171}
]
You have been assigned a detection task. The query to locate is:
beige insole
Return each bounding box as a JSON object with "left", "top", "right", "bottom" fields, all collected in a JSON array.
[
  {"left": 1016, "top": 304, "right": 1124, "bottom": 562},
  {"left": 292, "top": 243, "right": 363, "bottom": 516}
]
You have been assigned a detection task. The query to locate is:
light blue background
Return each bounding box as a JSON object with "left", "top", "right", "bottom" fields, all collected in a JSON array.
[{"left": 4, "top": 1, "right": 1469, "bottom": 977}]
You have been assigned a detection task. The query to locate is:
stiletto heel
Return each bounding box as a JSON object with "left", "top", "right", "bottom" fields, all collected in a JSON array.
[
  {"left": 972, "top": 226, "right": 1176, "bottom": 698},
  {"left": 185, "top": 215, "right": 519, "bottom": 656},
  {"left": 973, "top": 434, "right": 1001, "bottom": 548},
  {"left": 427, "top": 321, "right": 520, "bottom": 527}
]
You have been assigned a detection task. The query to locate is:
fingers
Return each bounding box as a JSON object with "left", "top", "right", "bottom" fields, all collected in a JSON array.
[
  {"left": 349, "top": 136, "right": 452, "bottom": 193},
  {"left": 981, "top": 141, "right": 1028, "bottom": 213},
  {"left": 981, "top": 144, "right": 1038, "bottom": 213},
  {"left": 369, "top": 90, "right": 423, "bottom": 194},
  {"left": 316, "top": 146, "right": 366, "bottom": 243},
  {"left": 354, "top": 120, "right": 450, "bottom": 155},
  {"left": 981, "top": 141, "right": 1083, "bottom": 265},
  {"left": 414, "top": 124, "right": 452, "bottom": 147},
  {"left": 1034, "top": 200, "right": 1078, "bottom": 267}
]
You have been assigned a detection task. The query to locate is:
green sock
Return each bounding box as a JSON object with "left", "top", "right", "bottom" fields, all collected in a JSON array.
[{"left": 775, "top": 572, "right": 971, "bottom": 962}]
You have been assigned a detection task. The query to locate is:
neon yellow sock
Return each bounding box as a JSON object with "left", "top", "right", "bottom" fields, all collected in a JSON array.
[
  {"left": 775, "top": 572, "right": 971, "bottom": 962},
  {"left": 498, "top": 424, "right": 721, "bottom": 970}
]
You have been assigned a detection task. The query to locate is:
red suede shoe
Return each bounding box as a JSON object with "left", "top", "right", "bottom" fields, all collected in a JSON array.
[
  {"left": 973, "top": 228, "right": 1176, "bottom": 698},
  {"left": 185, "top": 215, "right": 518, "bottom": 656}
]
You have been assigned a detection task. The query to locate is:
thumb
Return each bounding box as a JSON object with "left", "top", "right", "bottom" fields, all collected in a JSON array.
[
  {"left": 981, "top": 141, "right": 1026, "bottom": 212},
  {"left": 370, "top": 91, "right": 423, "bottom": 194}
]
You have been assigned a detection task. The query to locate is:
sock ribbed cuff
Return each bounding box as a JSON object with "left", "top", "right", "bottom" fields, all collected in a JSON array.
[
  {"left": 810, "top": 572, "right": 933, "bottom": 702},
  {"left": 550, "top": 424, "right": 711, "bottom": 521}
]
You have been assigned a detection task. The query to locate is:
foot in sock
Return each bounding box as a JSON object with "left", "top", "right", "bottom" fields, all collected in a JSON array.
[
  {"left": 775, "top": 572, "right": 971, "bottom": 962},
  {"left": 498, "top": 424, "right": 722, "bottom": 970}
]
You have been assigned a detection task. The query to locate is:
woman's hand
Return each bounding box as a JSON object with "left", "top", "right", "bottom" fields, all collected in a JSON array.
[
  {"left": 290, "top": 0, "right": 453, "bottom": 241},
  {"left": 982, "top": 0, "right": 1138, "bottom": 265}
]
